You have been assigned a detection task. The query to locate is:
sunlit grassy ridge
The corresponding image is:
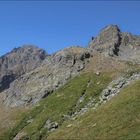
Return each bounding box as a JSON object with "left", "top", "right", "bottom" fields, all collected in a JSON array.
[
  {"left": 2, "top": 72, "right": 111, "bottom": 140},
  {"left": 47, "top": 79, "right": 140, "bottom": 140}
]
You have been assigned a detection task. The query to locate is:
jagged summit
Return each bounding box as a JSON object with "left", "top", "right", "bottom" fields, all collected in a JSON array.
[
  {"left": 88, "top": 24, "right": 140, "bottom": 63},
  {"left": 88, "top": 24, "right": 121, "bottom": 55},
  {"left": 100, "top": 24, "right": 120, "bottom": 33},
  {"left": 0, "top": 45, "right": 47, "bottom": 92}
]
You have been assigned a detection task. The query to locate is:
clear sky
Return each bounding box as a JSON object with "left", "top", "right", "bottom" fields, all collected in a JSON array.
[{"left": 0, "top": 1, "right": 140, "bottom": 55}]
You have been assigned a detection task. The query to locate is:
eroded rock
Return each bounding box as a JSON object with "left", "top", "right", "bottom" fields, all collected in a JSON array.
[
  {"left": 0, "top": 45, "right": 47, "bottom": 92},
  {"left": 88, "top": 25, "right": 140, "bottom": 63},
  {"left": 2, "top": 46, "right": 92, "bottom": 107}
]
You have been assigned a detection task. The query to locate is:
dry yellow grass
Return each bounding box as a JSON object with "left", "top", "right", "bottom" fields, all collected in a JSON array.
[
  {"left": 54, "top": 46, "right": 85, "bottom": 55},
  {"left": 84, "top": 52, "right": 127, "bottom": 73},
  {"left": 0, "top": 100, "right": 29, "bottom": 137}
]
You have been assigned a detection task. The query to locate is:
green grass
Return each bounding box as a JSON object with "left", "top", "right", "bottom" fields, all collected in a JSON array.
[
  {"left": 2, "top": 72, "right": 111, "bottom": 140},
  {"left": 47, "top": 78, "right": 140, "bottom": 140},
  {"left": 124, "top": 62, "right": 140, "bottom": 78}
]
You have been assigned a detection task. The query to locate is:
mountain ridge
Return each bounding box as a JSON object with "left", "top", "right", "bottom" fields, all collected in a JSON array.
[
  {"left": 1, "top": 24, "right": 140, "bottom": 107},
  {"left": 0, "top": 24, "right": 140, "bottom": 140}
]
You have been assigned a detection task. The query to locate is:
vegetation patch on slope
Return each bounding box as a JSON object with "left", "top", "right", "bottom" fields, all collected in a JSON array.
[
  {"left": 2, "top": 72, "right": 111, "bottom": 140},
  {"left": 0, "top": 106, "right": 29, "bottom": 140},
  {"left": 47, "top": 78, "right": 140, "bottom": 140}
]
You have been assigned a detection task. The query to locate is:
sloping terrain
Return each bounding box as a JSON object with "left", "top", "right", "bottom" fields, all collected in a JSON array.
[
  {"left": 0, "top": 24, "right": 140, "bottom": 140},
  {"left": 1, "top": 67, "right": 140, "bottom": 140},
  {"left": 1, "top": 46, "right": 91, "bottom": 107},
  {"left": 0, "top": 98, "right": 29, "bottom": 139},
  {"left": 47, "top": 78, "right": 140, "bottom": 140},
  {"left": 1, "top": 72, "right": 111, "bottom": 139},
  {"left": 0, "top": 107, "right": 28, "bottom": 138},
  {"left": 0, "top": 45, "right": 47, "bottom": 92}
]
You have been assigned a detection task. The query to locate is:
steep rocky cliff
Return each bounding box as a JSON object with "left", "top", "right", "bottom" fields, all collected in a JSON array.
[{"left": 2, "top": 46, "right": 91, "bottom": 107}]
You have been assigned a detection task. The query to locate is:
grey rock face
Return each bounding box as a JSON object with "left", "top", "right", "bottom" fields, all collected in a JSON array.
[
  {"left": 2, "top": 46, "right": 91, "bottom": 107},
  {"left": 89, "top": 25, "right": 121, "bottom": 56},
  {"left": 66, "top": 72, "right": 140, "bottom": 120},
  {"left": 44, "top": 119, "right": 58, "bottom": 131},
  {"left": 0, "top": 45, "right": 47, "bottom": 92},
  {"left": 88, "top": 25, "right": 140, "bottom": 63},
  {"left": 119, "top": 32, "right": 140, "bottom": 63},
  {"left": 100, "top": 72, "right": 140, "bottom": 102}
]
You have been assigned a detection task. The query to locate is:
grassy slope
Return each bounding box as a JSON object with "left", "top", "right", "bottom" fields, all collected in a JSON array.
[
  {"left": 0, "top": 105, "right": 27, "bottom": 138},
  {"left": 47, "top": 79, "right": 140, "bottom": 140},
  {"left": 0, "top": 106, "right": 28, "bottom": 139},
  {"left": 2, "top": 72, "right": 111, "bottom": 140}
]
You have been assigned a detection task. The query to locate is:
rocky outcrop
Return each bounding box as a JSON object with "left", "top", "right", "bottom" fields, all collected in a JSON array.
[
  {"left": 100, "top": 72, "right": 140, "bottom": 102},
  {"left": 0, "top": 45, "right": 47, "bottom": 92},
  {"left": 64, "top": 72, "right": 140, "bottom": 120},
  {"left": 13, "top": 119, "right": 58, "bottom": 140},
  {"left": 88, "top": 25, "right": 140, "bottom": 63},
  {"left": 88, "top": 25, "right": 121, "bottom": 56},
  {"left": 2, "top": 46, "right": 91, "bottom": 107}
]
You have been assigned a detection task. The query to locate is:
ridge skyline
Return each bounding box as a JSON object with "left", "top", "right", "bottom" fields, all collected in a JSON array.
[{"left": 0, "top": 1, "right": 140, "bottom": 55}]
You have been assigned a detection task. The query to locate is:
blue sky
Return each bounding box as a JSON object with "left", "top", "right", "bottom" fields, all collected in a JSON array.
[{"left": 0, "top": 1, "right": 140, "bottom": 55}]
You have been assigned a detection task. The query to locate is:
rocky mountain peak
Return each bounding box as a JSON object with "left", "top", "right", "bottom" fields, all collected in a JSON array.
[
  {"left": 100, "top": 24, "right": 120, "bottom": 33},
  {"left": 88, "top": 25, "right": 140, "bottom": 63},
  {"left": 0, "top": 45, "right": 47, "bottom": 92},
  {"left": 89, "top": 24, "right": 121, "bottom": 56},
  {"left": 10, "top": 45, "right": 47, "bottom": 59}
]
